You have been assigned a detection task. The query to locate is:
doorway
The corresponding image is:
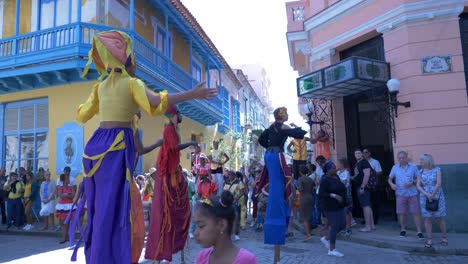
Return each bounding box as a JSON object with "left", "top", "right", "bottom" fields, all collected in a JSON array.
[{"left": 343, "top": 88, "right": 395, "bottom": 222}]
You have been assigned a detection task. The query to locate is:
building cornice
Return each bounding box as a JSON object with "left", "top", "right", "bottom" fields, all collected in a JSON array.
[
  {"left": 286, "top": 31, "right": 308, "bottom": 68},
  {"left": 376, "top": 4, "right": 465, "bottom": 33},
  {"left": 309, "top": 0, "right": 467, "bottom": 64},
  {"left": 304, "top": 0, "right": 369, "bottom": 33}
]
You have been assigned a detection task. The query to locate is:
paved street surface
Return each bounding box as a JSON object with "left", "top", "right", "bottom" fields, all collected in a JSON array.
[{"left": 1, "top": 229, "right": 468, "bottom": 264}]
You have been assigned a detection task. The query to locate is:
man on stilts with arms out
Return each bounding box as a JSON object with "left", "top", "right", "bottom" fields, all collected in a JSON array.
[
  {"left": 256, "top": 107, "right": 307, "bottom": 264},
  {"left": 69, "top": 30, "right": 217, "bottom": 264},
  {"left": 145, "top": 104, "right": 197, "bottom": 264}
]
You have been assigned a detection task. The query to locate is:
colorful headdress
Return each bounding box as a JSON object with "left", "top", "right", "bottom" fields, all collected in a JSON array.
[
  {"left": 273, "top": 107, "right": 288, "bottom": 122},
  {"left": 164, "top": 104, "right": 179, "bottom": 118},
  {"left": 82, "top": 30, "right": 135, "bottom": 80}
]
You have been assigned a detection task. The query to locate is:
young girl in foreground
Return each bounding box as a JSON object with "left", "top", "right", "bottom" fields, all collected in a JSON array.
[{"left": 194, "top": 190, "right": 257, "bottom": 264}]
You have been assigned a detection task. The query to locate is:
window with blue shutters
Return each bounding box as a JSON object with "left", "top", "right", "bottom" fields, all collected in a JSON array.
[
  {"left": 231, "top": 99, "right": 241, "bottom": 133},
  {"left": 220, "top": 87, "right": 230, "bottom": 130},
  {"left": 2, "top": 98, "right": 49, "bottom": 174}
]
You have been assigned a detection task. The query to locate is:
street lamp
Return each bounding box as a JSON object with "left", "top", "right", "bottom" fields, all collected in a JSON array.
[
  {"left": 299, "top": 100, "right": 325, "bottom": 127},
  {"left": 386, "top": 79, "right": 411, "bottom": 118}
]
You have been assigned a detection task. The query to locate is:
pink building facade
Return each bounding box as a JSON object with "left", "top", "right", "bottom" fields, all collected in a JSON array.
[{"left": 286, "top": 0, "right": 468, "bottom": 231}]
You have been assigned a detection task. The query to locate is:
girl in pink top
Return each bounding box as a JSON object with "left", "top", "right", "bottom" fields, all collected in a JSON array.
[{"left": 194, "top": 191, "right": 257, "bottom": 264}]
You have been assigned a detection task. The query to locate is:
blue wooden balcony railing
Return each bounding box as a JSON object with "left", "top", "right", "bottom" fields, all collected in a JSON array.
[
  {"left": 0, "top": 23, "right": 202, "bottom": 92},
  {"left": 0, "top": 22, "right": 223, "bottom": 125}
]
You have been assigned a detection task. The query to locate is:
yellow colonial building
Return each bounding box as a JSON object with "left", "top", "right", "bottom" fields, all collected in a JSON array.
[{"left": 0, "top": 0, "right": 241, "bottom": 182}]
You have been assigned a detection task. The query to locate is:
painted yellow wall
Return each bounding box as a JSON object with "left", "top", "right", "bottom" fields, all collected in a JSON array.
[
  {"left": 2, "top": 0, "right": 16, "bottom": 37},
  {"left": 19, "top": 0, "right": 32, "bottom": 34},
  {"left": 172, "top": 32, "right": 190, "bottom": 72}
]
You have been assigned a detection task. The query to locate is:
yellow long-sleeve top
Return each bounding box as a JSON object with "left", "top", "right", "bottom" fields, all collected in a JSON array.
[{"left": 76, "top": 73, "right": 168, "bottom": 123}]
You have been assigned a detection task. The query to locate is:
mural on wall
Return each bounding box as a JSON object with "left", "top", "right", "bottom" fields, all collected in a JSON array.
[{"left": 56, "top": 122, "right": 83, "bottom": 178}]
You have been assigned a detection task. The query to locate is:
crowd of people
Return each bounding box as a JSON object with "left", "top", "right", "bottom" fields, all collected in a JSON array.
[
  {"left": 0, "top": 30, "right": 449, "bottom": 264},
  {"left": 257, "top": 145, "right": 449, "bottom": 258},
  {"left": 0, "top": 166, "right": 77, "bottom": 244}
]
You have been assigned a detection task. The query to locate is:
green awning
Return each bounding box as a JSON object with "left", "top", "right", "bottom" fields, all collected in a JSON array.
[{"left": 297, "top": 56, "right": 390, "bottom": 99}]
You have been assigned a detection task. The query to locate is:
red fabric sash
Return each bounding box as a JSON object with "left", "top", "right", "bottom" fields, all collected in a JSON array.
[{"left": 255, "top": 153, "right": 292, "bottom": 201}]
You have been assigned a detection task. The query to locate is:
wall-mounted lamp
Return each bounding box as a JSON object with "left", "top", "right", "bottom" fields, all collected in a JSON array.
[
  {"left": 299, "top": 100, "right": 325, "bottom": 127},
  {"left": 386, "top": 79, "right": 411, "bottom": 118}
]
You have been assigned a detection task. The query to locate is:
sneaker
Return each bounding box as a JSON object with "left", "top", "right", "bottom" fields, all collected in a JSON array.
[
  {"left": 351, "top": 219, "right": 357, "bottom": 227},
  {"left": 25, "top": 225, "right": 33, "bottom": 231},
  {"left": 234, "top": 235, "right": 240, "bottom": 241},
  {"left": 400, "top": 230, "right": 406, "bottom": 237},
  {"left": 250, "top": 221, "right": 256, "bottom": 227},
  {"left": 22, "top": 224, "right": 30, "bottom": 230},
  {"left": 328, "top": 249, "right": 344, "bottom": 257},
  {"left": 189, "top": 233, "right": 194, "bottom": 239},
  {"left": 417, "top": 232, "right": 424, "bottom": 239},
  {"left": 320, "top": 237, "right": 330, "bottom": 249}
]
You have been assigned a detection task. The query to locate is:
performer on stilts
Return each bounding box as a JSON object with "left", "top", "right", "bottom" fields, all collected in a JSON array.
[
  {"left": 69, "top": 30, "right": 217, "bottom": 264},
  {"left": 145, "top": 104, "right": 197, "bottom": 264},
  {"left": 256, "top": 107, "right": 307, "bottom": 264}
]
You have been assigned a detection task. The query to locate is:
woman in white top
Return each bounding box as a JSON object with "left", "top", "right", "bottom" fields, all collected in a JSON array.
[
  {"left": 337, "top": 158, "right": 353, "bottom": 236},
  {"left": 40, "top": 171, "right": 56, "bottom": 230}
]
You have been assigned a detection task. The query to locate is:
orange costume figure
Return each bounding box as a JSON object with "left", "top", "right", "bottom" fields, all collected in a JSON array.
[{"left": 310, "top": 129, "right": 331, "bottom": 160}]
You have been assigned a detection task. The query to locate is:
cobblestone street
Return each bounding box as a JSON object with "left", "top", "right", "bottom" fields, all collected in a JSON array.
[{"left": 1, "top": 229, "right": 467, "bottom": 264}]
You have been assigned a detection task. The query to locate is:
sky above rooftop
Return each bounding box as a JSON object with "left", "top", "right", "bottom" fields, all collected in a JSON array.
[{"left": 181, "top": 0, "right": 308, "bottom": 128}]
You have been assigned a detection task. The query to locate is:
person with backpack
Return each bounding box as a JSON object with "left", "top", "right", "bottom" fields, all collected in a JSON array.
[
  {"left": 363, "top": 148, "right": 383, "bottom": 225},
  {"left": 353, "top": 149, "right": 376, "bottom": 233}
]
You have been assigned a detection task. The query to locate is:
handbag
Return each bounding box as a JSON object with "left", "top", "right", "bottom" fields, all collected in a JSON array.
[{"left": 425, "top": 192, "right": 441, "bottom": 212}]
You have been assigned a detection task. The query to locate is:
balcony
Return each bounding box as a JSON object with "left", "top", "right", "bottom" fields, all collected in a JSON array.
[
  {"left": 297, "top": 56, "right": 390, "bottom": 99},
  {"left": 0, "top": 22, "right": 222, "bottom": 125}
]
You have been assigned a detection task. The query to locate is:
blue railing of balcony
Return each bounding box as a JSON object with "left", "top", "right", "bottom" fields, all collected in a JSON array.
[
  {"left": 0, "top": 22, "right": 223, "bottom": 123},
  {"left": 0, "top": 23, "right": 201, "bottom": 92}
]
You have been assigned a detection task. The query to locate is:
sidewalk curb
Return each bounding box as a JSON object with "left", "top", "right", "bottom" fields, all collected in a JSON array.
[
  {"left": 341, "top": 235, "right": 468, "bottom": 256},
  {"left": 291, "top": 222, "right": 468, "bottom": 256},
  {"left": 0, "top": 229, "right": 75, "bottom": 238}
]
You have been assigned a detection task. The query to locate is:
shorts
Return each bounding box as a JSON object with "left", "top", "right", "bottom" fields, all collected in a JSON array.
[
  {"left": 396, "top": 195, "right": 419, "bottom": 214},
  {"left": 357, "top": 189, "right": 371, "bottom": 207}
]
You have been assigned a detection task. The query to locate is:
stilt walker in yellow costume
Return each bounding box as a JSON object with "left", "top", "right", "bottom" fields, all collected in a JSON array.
[{"left": 67, "top": 30, "right": 217, "bottom": 264}]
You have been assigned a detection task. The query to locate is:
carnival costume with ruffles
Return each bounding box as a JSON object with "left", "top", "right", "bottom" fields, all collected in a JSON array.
[
  {"left": 145, "top": 105, "right": 191, "bottom": 262},
  {"left": 256, "top": 107, "right": 307, "bottom": 245},
  {"left": 68, "top": 30, "right": 168, "bottom": 264}
]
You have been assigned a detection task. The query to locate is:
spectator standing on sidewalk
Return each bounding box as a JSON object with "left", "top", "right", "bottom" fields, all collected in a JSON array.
[
  {"left": 388, "top": 151, "right": 424, "bottom": 239},
  {"left": 4, "top": 172, "right": 24, "bottom": 229},
  {"left": 0, "top": 168, "right": 7, "bottom": 225},
  {"left": 22, "top": 171, "right": 38, "bottom": 231},
  {"left": 39, "top": 170, "right": 56, "bottom": 230},
  {"left": 416, "top": 154, "right": 447, "bottom": 247},
  {"left": 337, "top": 158, "right": 353, "bottom": 236},
  {"left": 353, "top": 149, "right": 375, "bottom": 233},
  {"left": 363, "top": 148, "right": 382, "bottom": 225}
]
